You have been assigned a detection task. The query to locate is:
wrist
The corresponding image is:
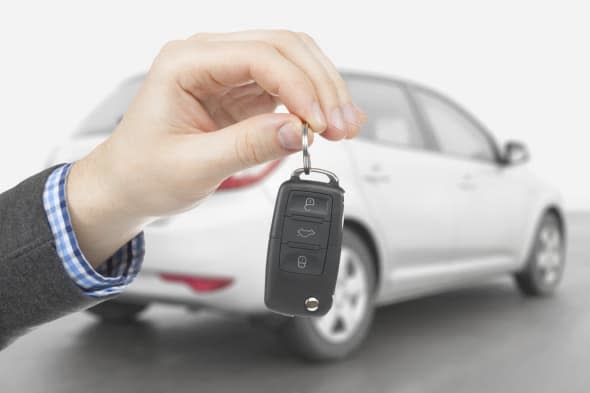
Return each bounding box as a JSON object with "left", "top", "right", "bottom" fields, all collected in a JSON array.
[{"left": 66, "top": 145, "right": 147, "bottom": 268}]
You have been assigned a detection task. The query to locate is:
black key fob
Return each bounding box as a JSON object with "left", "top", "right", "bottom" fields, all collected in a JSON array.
[{"left": 265, "top": 168, "right": 344, "bottom": 317}]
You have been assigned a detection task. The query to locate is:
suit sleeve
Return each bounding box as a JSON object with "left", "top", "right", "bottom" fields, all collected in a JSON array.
[{"left": 0, "top": 166, "right": 98, "bottom": 348}]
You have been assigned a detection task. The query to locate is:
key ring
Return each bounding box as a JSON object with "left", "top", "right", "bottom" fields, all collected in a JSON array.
[
  {"left": 302, "top": 122, "right": 311, "bottom": 174},
  {"left": 292, "top": 167, "right": 339, "bottom": 185}
]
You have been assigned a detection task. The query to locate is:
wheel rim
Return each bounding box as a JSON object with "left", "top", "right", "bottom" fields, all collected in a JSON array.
[
  {"left": 312, "top": 247, "right": 369, "bottom": 343},
  {"left": 535, "top": 223, "right": 564, "bottom": 285}
]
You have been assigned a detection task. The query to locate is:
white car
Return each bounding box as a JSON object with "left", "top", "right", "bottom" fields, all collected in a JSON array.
[{"left": 49, "top": 72, "right": 566, "bottom": 360}]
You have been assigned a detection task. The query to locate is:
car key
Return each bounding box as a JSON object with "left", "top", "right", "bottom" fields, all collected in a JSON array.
[{"left": 265, "top": 123, "right": 345, "bottom": 317}]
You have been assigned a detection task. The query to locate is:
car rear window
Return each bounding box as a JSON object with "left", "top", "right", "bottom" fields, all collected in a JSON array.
[{"left": 75, "top": 76, "right": 144, "bottom": 136}]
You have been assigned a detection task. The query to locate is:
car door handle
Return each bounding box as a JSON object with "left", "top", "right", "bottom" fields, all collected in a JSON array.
[{"left": 363, "top": 174, "right": 390, "bottom": 184}]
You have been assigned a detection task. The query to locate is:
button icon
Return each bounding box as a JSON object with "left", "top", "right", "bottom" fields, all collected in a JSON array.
[
  {"left": 297, "top": 255, "right": 308, "bottom": 269},
  {"left": 296, "top": 227, "right": 316, "bottom": 238},
  {"left": 280, "top": 247, "right": 324, "bottom": 275},
  {"left": 303, "top": 197, "right": 315, "bottom": 212},
  {"left": 286, "top": 193, "right": 331, "bottom": 219}
]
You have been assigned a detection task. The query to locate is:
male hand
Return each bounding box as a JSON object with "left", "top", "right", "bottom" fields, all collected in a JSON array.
[{"left": 66, "top": 30, "right": 365, "bottom": 267}]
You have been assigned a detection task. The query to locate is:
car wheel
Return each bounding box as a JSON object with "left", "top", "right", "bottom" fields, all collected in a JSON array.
[
  {"left": 86, "top": 300, "right": 149, "bottom": 323},
  {"left": 280, "top": 229, "right": 376, "bottom": 361},
  {"left": 514, "top": 212, "right": 565, "bottom": 296}
]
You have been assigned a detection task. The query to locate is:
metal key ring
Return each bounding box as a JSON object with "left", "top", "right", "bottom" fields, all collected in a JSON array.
[{"left": 302, "top": 122, "right": 311, "bottom": 174}]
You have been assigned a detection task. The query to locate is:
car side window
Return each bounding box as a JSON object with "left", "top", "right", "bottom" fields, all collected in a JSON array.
[
  {"left": 414, "top": 89, "right": 496, "bottom": 162},
  {"left": 346, "top": 77, "right": 424, "bottom": 148}
]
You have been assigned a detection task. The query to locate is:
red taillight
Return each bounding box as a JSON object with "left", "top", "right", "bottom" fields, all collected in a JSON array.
[
  {"left": 160, "top": 273, "right": 233, "bottom": 292},
  {"left": 218, "top": 159, "right": 282, "bottom": 190}
]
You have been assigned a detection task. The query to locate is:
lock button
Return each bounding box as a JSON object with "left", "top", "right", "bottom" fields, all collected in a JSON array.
[
  {"left": 279, "top": 246, "right": 325, "bottom": 275},
  {"left": 286, "top": 192, "right": 332, "bottom": 219}
]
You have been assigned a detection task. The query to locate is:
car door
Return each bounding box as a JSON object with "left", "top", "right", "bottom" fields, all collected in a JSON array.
[
  {"left": 411, "top": 87, "right": 529, "bottom": 266},
  {"left": 344, "top": 76, "right": 457, "bottom": 281}
]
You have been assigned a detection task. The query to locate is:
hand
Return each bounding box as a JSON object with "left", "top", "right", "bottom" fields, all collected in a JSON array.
[{"left": 66, "top": 30, "right": 365, "bottom": 267}]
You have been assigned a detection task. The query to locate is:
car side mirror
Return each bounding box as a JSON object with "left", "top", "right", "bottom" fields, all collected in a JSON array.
[{"left": 503, "top": 141, "right": 529, "bottom": 165}]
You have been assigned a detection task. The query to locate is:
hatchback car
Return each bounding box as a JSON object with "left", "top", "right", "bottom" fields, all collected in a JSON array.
[{"left": 48, "top": 72, "right": 566, "bottom": 361}]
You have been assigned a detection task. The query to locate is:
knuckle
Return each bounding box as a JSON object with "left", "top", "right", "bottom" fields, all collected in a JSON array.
[
  {"left": 334, "top": 76, "right": 348, "bottom": 91},
  {"left": 308, "top": 70, "right": 339, "bottom": 103},
  {"left": 316, "top": 71, "right": 335, "bottom": 88},
  {"left": 283, "top": 76, "right": 312, "bottom": 96},
  {"left": 189, "top": 32, "right": 212, "bottom": 41},
  {"left": 247, "top": 41, "right": 280, "bottom": 73},
  {"left": 153, "top": 39, "right": 211, "bottom": 76},
  {"left": 273, "top": 29, "right": 298, "bottom": 44},
  {"left": 249, "top": 40, "right": 275, "bottom": 54},
  {"left": 334, "top": 73, "right": 353, "bottom": 104},
  {"left": 320, "top": 69, "right": 349, "bottom": 103},
  {"left": 270, "top": 28, "right": 293, "bottom": 37},
  {"left": 275, "top": 28, "right": 295, "bottom": 35},
  {"left": 159, "top": 40, "right": 183, "bottom": 55},
  {"left": 235, "top": 129, "right": 263, "bottom": 167},
  {"left": 316, "top": 80, "right": 339, "bottom": 105},
  {"left": 334, "top": 77, "right": 351, "bottom": 99},
  {"left": 152, "top": 40, "right": 185, "bottom": 73},
  {"left": 297, "top": 32, "right": 316, "bottom": 45}
]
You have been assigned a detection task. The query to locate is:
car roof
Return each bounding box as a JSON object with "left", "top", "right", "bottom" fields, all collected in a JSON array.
[{"left": 77, "top": 71, "right": 496, "bottom": 152}]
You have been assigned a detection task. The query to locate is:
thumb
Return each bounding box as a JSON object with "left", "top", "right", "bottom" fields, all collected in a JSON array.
[{"left": 201, "top": 112, "right": 311, "bottom": 176}]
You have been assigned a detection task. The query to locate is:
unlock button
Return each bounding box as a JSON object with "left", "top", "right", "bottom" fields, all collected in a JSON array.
[{"left": 280, "top": 246, "right": 325, "bottom": 275}]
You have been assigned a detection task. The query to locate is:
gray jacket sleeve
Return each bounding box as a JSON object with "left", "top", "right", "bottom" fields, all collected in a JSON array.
[{"left": 0, "top": 166, "right": 99, "bottom": 348}]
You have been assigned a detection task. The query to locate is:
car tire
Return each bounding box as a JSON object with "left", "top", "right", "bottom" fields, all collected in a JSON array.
[
  {"left": 279, "top": 229, "right": 376, "bottom": 361},
  {"left": 86, "top": 300, "right": 149, "bottom": 323},
  {"left": 514, "top": 212, "right": 566, "bottom": 296}
]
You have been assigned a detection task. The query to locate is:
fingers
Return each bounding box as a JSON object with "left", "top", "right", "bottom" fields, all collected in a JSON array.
[
  {"left": 297, "top": 32, "right": 365, "bottom": 139},
  {"left": 191, "top": 31, "right": 344, "bottom": 140},
  {"left": 154, "top": 39, "right": 327, "bottom": 132},
  {"left": 189, "top": 30, "right": 364, "bottom": 140},
  {"left": 204, "top": 82, "right": 278, "bottom": 128},
  {"left": 190, "top": 113, "right": 312, "bottom": 178}
]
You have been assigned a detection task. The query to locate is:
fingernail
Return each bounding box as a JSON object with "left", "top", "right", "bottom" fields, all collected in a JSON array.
[
  {"left": 310, "top": 102, "right": 327, "bottom": 131},
  {"left": 330, "top": 107, "right": 345, "bottom": 131},
  {"left": 343, "top": 103, "right": 361, "bottom": 126},
  {"left": 278, "top": 122, "right": 301, "bottom": 150}
]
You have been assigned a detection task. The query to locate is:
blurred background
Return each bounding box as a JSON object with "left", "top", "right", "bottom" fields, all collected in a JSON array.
[
  {"left": 1, "top": 1, "right": 590, "bottom": 392},
  {"left": 1, "top": 0, "right": 589, "bottom": 209}
]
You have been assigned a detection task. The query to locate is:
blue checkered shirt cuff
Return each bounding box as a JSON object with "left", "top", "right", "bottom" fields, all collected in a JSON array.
[{"left": 42, "top": 163, "right": 144, "bottom": 297}]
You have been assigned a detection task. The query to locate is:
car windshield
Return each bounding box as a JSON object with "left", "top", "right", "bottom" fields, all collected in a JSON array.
[{"left": 75, "top": 75, "right": 144, "bottom": 136}]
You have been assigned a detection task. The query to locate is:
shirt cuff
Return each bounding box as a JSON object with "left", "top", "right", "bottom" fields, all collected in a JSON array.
[{"left": 42, "top": 163, "right": 144, "bottom": 297}]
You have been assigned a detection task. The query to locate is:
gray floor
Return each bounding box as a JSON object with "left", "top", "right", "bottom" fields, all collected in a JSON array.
[{"left": 2, "top": 214, "right": 590, "bottom": 393}]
